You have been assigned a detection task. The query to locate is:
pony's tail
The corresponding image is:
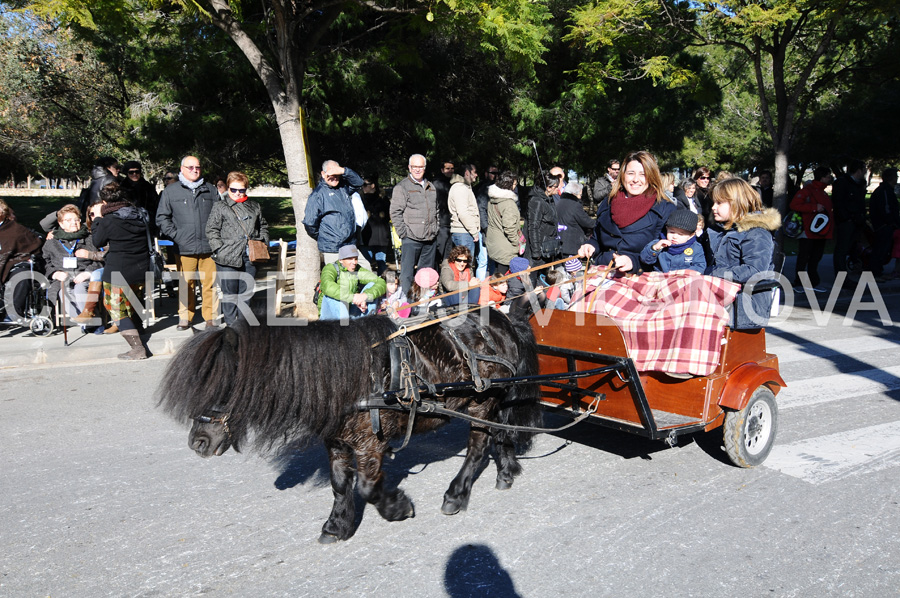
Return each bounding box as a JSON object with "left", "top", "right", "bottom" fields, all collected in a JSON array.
[
  {"left": 494, "top": 307, "right": 543, "bottom": 454},
  {"left": 156, "top": 327, "right": 240, "bottom": 423}
]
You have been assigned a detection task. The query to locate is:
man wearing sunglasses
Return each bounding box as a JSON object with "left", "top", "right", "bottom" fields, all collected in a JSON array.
[
  {"left": 120, "top": 160, "right": 160, "bottom": 234},
  {"left": 156, "top": 155, "right": 221, "bottom": 330},
  {"left": 302, "top": 159, "right": 369, "bottom": 268},
  {"left": 592, "top": 159, "right": 620, "bottom": 206}
]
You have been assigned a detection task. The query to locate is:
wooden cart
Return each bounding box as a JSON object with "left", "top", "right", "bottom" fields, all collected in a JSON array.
[{"left": 530, "top": 309, "right": 785, "bottom": 467}]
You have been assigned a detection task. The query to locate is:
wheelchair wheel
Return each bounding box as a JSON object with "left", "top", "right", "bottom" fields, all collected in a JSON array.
[{"left": 30, "top": 316, "right": 54, "bottom": 337}]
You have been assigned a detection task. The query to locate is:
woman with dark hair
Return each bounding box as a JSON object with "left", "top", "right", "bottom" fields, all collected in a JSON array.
[
  {"left": 674, "top": 178, "right": 701, "bottom": 214},
  {"left": 439, "top": 245, "right": 481, "bottom": 305},
  {"left": 578, "top": 150, "right": 676, "bottom": 274},
  {"left": 91, "top": 183, "right": 151, "bottom": 360},
  {"left": 485, "top": 170, "right": 521, "bottom": 272},
  {"left": 692, "top": 166, "right": 713, "bottom": 218},
  {"left": 205, "top": 171, "right": 269, "bottom": 326}
]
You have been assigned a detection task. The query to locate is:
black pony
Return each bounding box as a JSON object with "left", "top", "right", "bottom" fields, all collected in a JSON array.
[{"left": 156, "top": 306, "right": 542, "bottom": 543}]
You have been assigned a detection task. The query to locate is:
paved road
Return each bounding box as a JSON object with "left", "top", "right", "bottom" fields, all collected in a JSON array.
[{"left": 1, "top": 290, "right": 899, "bottom": 597}]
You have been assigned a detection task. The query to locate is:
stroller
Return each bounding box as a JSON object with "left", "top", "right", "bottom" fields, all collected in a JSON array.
[{"left": 0, "top": 255, "right": 55, "bottom": 336}]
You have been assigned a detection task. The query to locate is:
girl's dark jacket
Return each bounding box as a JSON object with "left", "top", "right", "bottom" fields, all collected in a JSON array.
[
  {"left": 206, "top": 196, "right": 269, "bottom": 268},
  {"left": 91, "top": 206, "right": 150, "bottom": 286},
  {"left": 707, "top": 208, "right": 780, "bottom": 330},
  {"left": 586, "top": 195, "right": 676, "bottom": 273}
]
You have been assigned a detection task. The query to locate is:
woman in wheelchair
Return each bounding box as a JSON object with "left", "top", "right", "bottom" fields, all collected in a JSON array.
[
  {"left": 0, "top": 199, "right": 45, "bottom": 323},
  {"left": 42, "top": 204, "right": 103, "bottom": 326}
]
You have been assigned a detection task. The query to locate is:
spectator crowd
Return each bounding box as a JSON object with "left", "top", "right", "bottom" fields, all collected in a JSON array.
[{"left": 2, "top": 150, "right": 898, "bottom": 364}]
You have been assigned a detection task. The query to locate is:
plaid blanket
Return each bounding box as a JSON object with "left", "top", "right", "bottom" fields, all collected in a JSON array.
[{"left": 569, "top": 270, "right": 742, "bottom": 376}]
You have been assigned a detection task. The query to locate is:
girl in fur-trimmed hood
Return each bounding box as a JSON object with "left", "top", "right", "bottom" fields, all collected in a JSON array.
[{"left": 708, "top": 177, "right": 781, "bottom": 329}]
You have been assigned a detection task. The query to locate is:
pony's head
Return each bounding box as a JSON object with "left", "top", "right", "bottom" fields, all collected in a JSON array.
[{"left": 189, "top": 406, "right": 233, "bottom": 457}]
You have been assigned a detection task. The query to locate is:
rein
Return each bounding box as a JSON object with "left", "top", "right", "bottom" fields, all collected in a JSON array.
[
  {"left": 376, "top": 256, "right": 587, "bottom": 346},
  {"left": 395, "top": 255, "right": 578, "bottom": 315}
]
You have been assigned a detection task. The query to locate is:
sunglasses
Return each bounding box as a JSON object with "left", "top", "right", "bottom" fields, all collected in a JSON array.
[
  {"left": 183, "top": 165, "right": 202, "bottom": 171},
  {"left": 454, "top": 258, "right": 468, "bottom": 263},
  {"left": 698, "top": 176, "right": 711, "bottom": 180},
  {"left": 229, "top": 187, "right": 247, "bottom": 194},
  {"left": 127, "top": 169, "right": 141, "bottom": 175}
]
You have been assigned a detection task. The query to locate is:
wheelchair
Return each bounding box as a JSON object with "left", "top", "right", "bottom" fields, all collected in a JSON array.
[{"left": 0, "top": 256, "right": 55, "bottom": 337}]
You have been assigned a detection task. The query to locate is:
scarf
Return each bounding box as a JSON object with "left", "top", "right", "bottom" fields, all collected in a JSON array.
[
  {"left": 101, "top": 201, "right": 132, "bottom": 217},
  {"left": 233, "top": 195, "right": 249, "bottom": 203},
  {"left": 54, "top": 225, "right": 89, "bottom": 241},
  {"left": 178, "top": 172, "right": 206, "bottom": 190},
  {"left": 610, "top": 190, "right": 657, "bottom": 228},
  {"left": 452, "top": 266, "right": 471, "bottom": 282},
  {"left": 662, "top": 234, "right": 698, "bottom": 255}
]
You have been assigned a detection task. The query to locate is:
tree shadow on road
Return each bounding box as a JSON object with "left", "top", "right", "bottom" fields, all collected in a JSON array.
[{"left": 444, "top": 543, "right": 522, "bottom": 598}]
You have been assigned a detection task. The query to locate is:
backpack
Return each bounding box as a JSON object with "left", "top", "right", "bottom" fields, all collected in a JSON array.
[{"left": 313, "top": 261, "right": 348, "bottom": 305}]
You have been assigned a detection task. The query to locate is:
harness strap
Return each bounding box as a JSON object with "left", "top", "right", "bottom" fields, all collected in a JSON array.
[
  {"left": 441, "top": 325, "right": 516, "bottom": 392},
  {"left": 363, "top": 395, "right": 603, "bottom": 435}
]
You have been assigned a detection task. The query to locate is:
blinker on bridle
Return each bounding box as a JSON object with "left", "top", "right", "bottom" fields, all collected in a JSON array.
[{"left": 194, "top": 411, "right": 232, "bottom": 439}]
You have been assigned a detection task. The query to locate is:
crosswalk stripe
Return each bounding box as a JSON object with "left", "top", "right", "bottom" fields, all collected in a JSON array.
[
  {"left": 765, "top": 421, "right": 900, "bottom": 484},
  {"left": 773, "top": 336, "right": 899, "bottom": 364},
  {"left": 776, "top": 365, "right": 900, "bottom": 410}
]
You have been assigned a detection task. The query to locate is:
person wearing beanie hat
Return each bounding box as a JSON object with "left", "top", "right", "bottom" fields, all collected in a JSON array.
[
  {"left": 414, "top": 266, "right": 440, "bottom": 289},
  {"left": 395, "top": 267, "right": 441, "bottom": 318},
  {"left": 640, "top": 209, "right": 707, "bottom": 274},
  {"left": 318, "top": 244, "right": 386, "bottom": 321},
  {"left": 508, "top": 257, "right": 530, "bottom": 273},
  {"left": 119, "top": 159, "right": 159, "bottom": 234},
  {"left": 505, "top": 257, "right": 534, "bottom": 303},
  {"left": 564, "top": 258, "right": 583, "bottom": 275}
]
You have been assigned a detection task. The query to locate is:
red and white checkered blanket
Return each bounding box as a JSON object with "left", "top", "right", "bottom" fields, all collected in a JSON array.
[{"left": 569, "top": 271, "right": 742, "bottom": 376}]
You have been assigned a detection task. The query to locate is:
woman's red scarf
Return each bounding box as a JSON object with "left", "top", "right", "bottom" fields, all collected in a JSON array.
[
  {"left": 610, "top": 190, "right": 657, "bottom": 228},
  {"left": 452, "top": 266, "right": 471, "bottom": 282}
]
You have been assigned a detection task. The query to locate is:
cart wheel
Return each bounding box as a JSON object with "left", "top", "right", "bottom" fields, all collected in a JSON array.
[
  {"left": 723, "top": 386, "right": 778, "bottom": 468},
  {"left": 30, "top": 316, "right": 54, "bottom": 337}
]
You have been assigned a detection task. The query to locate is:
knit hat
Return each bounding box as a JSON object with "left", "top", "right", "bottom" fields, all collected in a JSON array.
[
  {"left": 338, "top": 245, "right": 359, "bottom": 259},
  {"left": 564, "top": 258, "right": 583, "bottom": 273},
  {"left": 666, "top": 209, "right": 699, "bottom": 233},
  {"left": 414, "top": 267, "right": 439, "bottom": 288},
  {"left": 508, "top": 257, "right": 530, "bottom": 274}
]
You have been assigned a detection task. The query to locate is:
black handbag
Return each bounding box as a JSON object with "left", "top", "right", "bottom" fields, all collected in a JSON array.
[{"left": 143, "top": 216, "right": 165, "bottom": 281}]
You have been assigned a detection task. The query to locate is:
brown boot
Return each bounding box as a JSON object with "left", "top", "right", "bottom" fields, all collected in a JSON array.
[
  {"left": 73, "top": 281, "right": 103, "bottom": 324},
  {"left": 118, "top": 329, "right": 148, "bottom": 360},
  {"left": 103, "top": 323, "right": 119, "bottom": 334}
]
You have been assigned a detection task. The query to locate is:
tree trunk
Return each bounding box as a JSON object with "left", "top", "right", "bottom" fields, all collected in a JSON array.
[{"left": 272, "top": 99, "right": 319, "bottom": 319}]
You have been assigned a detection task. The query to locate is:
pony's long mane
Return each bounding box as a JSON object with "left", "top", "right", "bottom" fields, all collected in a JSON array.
[{"left": 156, "top": 316, "right": 397, "bottom": 453}]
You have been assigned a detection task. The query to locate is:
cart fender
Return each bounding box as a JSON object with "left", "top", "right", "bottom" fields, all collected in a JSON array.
[{"left": 718, "top": 362, "right": 786, "bottom": 411}]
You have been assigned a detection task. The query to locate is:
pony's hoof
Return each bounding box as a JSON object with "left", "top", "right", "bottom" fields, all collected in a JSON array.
[
  {"left": 317, "top": 532, "right": 342, "bottom": 544},
  {"left": 495, "top": 479, "right": 513, "bottom": 491},
  {"left": 441, "top": 502, "right": 461, "bottom": 515}
]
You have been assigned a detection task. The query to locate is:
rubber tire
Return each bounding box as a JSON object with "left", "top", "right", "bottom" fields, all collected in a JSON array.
[
  {"left": 30, "top": 316, "right": 54, "bottom": 337},
  {"left": 723, "top": 386, "right": 778, "bottom": 468}
]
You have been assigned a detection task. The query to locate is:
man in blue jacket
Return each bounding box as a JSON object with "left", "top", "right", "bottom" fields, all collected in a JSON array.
[{"left": 302, "top": 160, "right": 369, "bottom": 268}]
